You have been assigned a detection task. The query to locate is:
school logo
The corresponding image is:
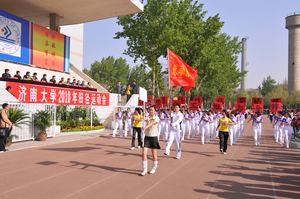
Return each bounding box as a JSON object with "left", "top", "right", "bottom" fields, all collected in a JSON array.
[{"left": 0, "top": 16, "right": 21, "bottom": 57}]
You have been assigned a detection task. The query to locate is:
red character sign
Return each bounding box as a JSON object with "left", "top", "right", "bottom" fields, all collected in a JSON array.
[
  {"left": 215, "top": 96, "right": 225, "bottom": 105},
  {"left": 237, "top": 96, "right": 247, "bottom": 104},
  {"left": 252, "top": 104, "right": 263, "bottom": 114},
  {"left": 154, "top": 98, "right": 163, "bottom": 108},
  {"left": 212, "top": 102, "right": 223, "bottom": 112},
  {"left": 188, "top": 100, "right": 199, "bottom": 111},
  {"left": 193, "top": 96, "right": 203, "bottom": 106},
  {"left": 270, "top": 102, "right": 282, "bottom": 113},
  {"left": 252, "top": 97, "right": 263, "bottom": 105},
  {"left": 177, "top": 95, "right": 186, "bottom": 105}
]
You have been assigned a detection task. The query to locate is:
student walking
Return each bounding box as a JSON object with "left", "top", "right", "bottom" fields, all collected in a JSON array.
[
  {"left": 164, "top": 104, "right": 184, "bottom": 159},
  {"left": 248, "top": 112, "right": 263, "bottom": 146},
  {"left": 131, "top": 108, "right": 143, "bottom": 149},
  {"left": 112, "top": 107, "right": 123, "bottom": 137},
  {"left": 217, "top": 111, "right": 232, "bottom": 154},
  {"left": 141, "top": 106, "right": 160, "bottom": 176}
]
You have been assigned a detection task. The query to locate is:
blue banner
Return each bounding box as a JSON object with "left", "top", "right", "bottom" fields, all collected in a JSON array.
[{"left": 0, "top": 10, "right": 30, "bottom": 64}]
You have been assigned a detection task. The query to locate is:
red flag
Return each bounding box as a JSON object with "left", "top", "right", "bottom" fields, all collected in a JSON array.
[{"left": 168, "top": 49, "right": 198, "bottom": 88}]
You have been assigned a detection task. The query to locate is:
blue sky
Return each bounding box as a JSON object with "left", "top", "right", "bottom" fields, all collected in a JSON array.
[{"left": 83, "top": 0, "right": 300, "bottom": 89}]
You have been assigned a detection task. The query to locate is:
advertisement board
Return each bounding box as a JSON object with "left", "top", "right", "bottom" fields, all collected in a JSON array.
[{"left": 0, "top": 10, "right": 30, "bottom": 64}]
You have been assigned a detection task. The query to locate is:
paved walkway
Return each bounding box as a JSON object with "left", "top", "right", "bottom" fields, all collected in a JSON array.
[{"left": 0, "top": 118, "right": 299, "bottom": 199}]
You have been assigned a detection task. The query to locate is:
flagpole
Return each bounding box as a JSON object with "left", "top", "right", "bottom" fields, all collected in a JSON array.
[{"left": 167, "top": 48, "right": 173, "bottom": 110}]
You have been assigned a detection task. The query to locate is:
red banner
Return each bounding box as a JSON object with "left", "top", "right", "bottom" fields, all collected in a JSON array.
[
  {"left": 270, "top": 102, "right": 282, "bottom": 113},
  {"left": 172, "top": 100, "right": 181, "bottom": 108},
  {"left": 193, "top": 96, "right": 203, "bottom": 106},
  {"left": 215, "top": 96, "right": 225, "bottom": 104},
  {"left": 154, "top": 98, "right": 163, "bottom": 108},
  {"left": 235, "top": 103, "right": 246, "bottom": 113},
  {"left": 237, "top": 96, "right": 247, "bottom": 104},
  {"left": 177, "top": 95, "right": 186, "bottom": 105},
  {"left": 252, "top": 97, "right": 263, "bottom": 105},
  {"left": 189, "top": 100, "right": 199, "bottom": 111},
  {"left": 160, "top": 96, "right": 169, "bottom": 107},
  {"left": 6, "top": 82, "right": 109, "bottom": 106},
  {"left": 212, "top": 102, "right": 223, "bottom": 112},
  {"left": 146, "top": 96, "right": 153, "bottom": 106},
  {"left": 252, "top": 104, "right": 263, "bottom": 114},
  {"left": 270, "top": 98, "right": 282, "bottom": 103},
  {"left": 168, "top": 49, "right": 198, "bottom": 88}
]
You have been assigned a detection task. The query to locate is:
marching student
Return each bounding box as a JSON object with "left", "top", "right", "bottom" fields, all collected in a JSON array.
[
  {"left": 200, "top": 111, "right": 210, "bottom": 145},
  {"left": 141, "top": 106, "right": 161, "bottom": 176},
  {"left": 164, "top": 104, "right": 184, "bottom": 159},
  {"left": 273, "top": 112, "right": 282, "bottom": 143},
  {"left": 217, "top": 111, "right": 232, "bottom": 154},
  {"left": 182, "top": 110, "right": 191, "bottom": 140},
  {"left": 248, "top": 112, "right": 263, "bottom": 146},
  {"left": 229, "top": 112, "right": 238, "bottom": 145},
  {"left": 124, "top": 108, "right": 132, "bottom": 137},
  {"left": 131, "top": 108, "right": 143, "bottom": 149},
  {"left": 112, "top": 107, "right": 123, "bottom": 137},
  {"left": 280, "top": 112, "right": 292, "bottom": 148},
  {"left": 158, "top": 109, "right": 168, "bottom": 141}
]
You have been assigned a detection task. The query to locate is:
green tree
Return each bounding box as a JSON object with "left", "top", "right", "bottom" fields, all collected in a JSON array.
[
  {"left": 115, "top": 0, "right": 243, "bottom": 98},
  {"left": 260, "top": 76, "right": 277, "bottom": 96},
  {"left": 128, "top": 65, "right": 152, "bottom": 92},
  {"left": 84, "top": 56, "right": 130, "bottom": 92}
]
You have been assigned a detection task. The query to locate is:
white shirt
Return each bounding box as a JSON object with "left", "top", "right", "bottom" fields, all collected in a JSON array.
[
  {"left": 144, "top": 115, "right": 159, "bottom": 137},
  {"left": 171, "top": 111, "right": 184, "bottom": 131}
]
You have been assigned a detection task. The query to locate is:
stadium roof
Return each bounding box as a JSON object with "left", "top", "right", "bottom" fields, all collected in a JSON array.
[{"left": 0, "top": 0, "right": 143, "bottom": 26}]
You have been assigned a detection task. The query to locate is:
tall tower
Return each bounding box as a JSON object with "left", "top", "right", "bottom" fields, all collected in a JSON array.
[
  {"left": 286, "top": 14, "right": 300, "bottom": 94},
  {"left": 240, "top": 38, "right": 247, "bottom": 91}
]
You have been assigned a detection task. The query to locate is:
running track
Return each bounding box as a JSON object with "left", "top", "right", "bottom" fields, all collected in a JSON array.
[{"left": 0, "top": 118, "right": 299, "bottom": 199}]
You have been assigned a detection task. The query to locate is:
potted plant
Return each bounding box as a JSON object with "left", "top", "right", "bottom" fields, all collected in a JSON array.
[
  {"left": 34, "top": 110, "right": 51, "bottom": 141},
  {"left": 6, "top": 108, "right": 30, "bottom": 146}
]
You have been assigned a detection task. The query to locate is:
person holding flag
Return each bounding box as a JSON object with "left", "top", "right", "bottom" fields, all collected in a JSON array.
[{"left": 164, "top": 104, "right": 184, "bottom": 159}]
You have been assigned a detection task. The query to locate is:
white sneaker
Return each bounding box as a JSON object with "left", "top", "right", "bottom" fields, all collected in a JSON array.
[
  {"left": 137, "top": 146, "right": 141, "bottom": 149},
  {"left": 223, "top": 152, "right": 227, "bottom": 155},
  {"left": 140, "top": 161, "right": 147, "bottom": 176},
  {"left": 130, "top": 147, "right": 135, "bottom": 150},
  {"left": 149, "top": 161, "right": 158, "bottom": 174}
]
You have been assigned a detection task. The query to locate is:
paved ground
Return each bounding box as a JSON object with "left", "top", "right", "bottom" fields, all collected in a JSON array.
[{"left": 0, "top": 118, "right": 299, "bottom": 199}]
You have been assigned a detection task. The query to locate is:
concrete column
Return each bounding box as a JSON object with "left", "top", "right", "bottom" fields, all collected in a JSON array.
[
  {"left": 286, "top": 14, "right": 300, "bottom": 94},
  {"left": 49, "top": 13, "right": 60, "bottom": 32}
]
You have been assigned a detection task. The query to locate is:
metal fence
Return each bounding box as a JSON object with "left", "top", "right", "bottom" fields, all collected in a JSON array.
[{"left": 10, "top": 103, "right": 56, "bottom": 142}]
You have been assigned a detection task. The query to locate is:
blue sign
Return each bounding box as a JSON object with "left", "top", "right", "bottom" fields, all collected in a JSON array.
[{"left": 0, "top": 10, "right": 30, "bottom": 64}]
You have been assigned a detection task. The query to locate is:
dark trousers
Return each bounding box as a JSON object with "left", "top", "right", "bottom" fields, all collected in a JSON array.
[
  {"left": 219, "top": 131, "right": 229, "bottom": 152},
  {"left": 0, "top": 128, "right": 8, "bottom": 151},
  {"left": 132, "top": 127, "right": 142, "bottom": 147}
]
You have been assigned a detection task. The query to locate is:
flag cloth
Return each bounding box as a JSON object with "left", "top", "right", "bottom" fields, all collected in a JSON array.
[{"left": 168, "top": 49, "right": 198, "bottom": 88}]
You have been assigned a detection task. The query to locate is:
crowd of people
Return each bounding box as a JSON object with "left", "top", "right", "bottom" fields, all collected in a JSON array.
[
  {"left": 112, "top": 105, "right": 300, "bottom": 176},
  {"left": 1, "top": 68, "right": 92, "bottom": 88}
]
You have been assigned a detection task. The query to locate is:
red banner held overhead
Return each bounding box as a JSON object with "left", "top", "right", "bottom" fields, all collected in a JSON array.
[
  {"left": 168, "top": 49, "right": 198, "bottom": 88},
  {"left": 147, "top": 96, "right": 153, "bottom": 106},
  {"left": 252, "top": 97, "right": 263, "bottom": 105},
  {"left": 270, "top": 102, "right": 282, "bottom": 113},
  {"left": 215, "top": 96, "right": 225, "bottom": 105},
  {"left": 160, "top": 96, "right": 169, "bottom": 107},
  {"left": 237, "top": 96, "right": 247, "bottom": 104},
  {"left": 189, "top": 100, "right": 199, "bottom": 111},
  {"left": 212, "top": 102, "right": 223, "bottom": 112},
  {"left": 270, "top": 98, "right": 282, "bottom": 103},
  {"left": 154, "top": 98, "right": 163, "bottom": 108},
  {"left": 6, "top": 82, "right": 109, "bottom": 106},
  {"left": 252, "top": 104, "right": 263, "bottom": 114},
  {"left": 193, "top": 96, "right": 203, "bottom": 106},
  {"left": 235, "top": 103, "right": 246, "bottom": 113},
  {"left": 172, "top": 100, "right": 181, "bottom": 108},
  {"left": 138, "top": 99, "right": 144, "bottom": 106},
  {"left": 177, "top": 95, "right": 186, "bottom": 105}
]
